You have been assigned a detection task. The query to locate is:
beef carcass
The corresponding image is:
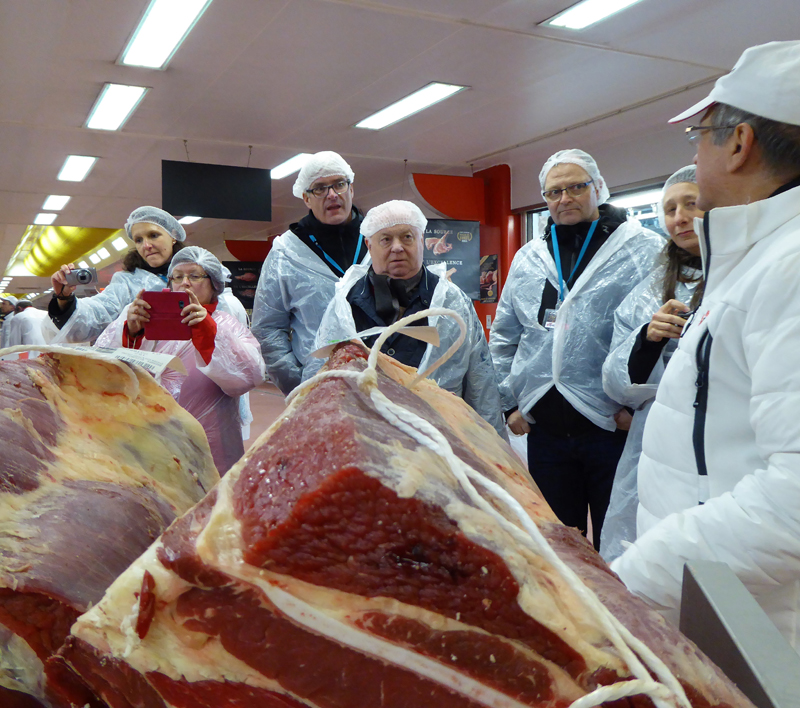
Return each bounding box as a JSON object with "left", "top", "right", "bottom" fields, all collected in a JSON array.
[
  {"left": 0, "top": 351, "right": 219, "bottom": 707},
  {"left": 56, "top": 343, "right": 753, "bottom": 707}
]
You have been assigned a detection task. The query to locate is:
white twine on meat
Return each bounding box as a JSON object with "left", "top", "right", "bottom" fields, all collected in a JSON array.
[{"left": 287, "top": 309, "right": 690, "bottom": 708}]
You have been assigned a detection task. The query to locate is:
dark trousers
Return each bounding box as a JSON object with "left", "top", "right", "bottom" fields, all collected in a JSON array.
[{"left": 526, "top": 423, "right": 627, "bottom": 550}]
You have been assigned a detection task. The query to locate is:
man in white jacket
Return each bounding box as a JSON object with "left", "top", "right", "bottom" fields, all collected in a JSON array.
[{"left": 612, "top": 40, "right": 800, "bottom": 653}]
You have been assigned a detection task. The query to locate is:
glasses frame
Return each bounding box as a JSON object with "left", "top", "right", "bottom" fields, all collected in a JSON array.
[
  {"left": 305, "top": 179, "right": 352, "bottom": 199},
  {"left": 168, "top": 273, "right": 210, "bottom": 284},
  {"left": 541, "top": 179, "right": 594, "bottom": 203},
  {"left": 685, "top": 125, "right": 734, "bottom": 144}
]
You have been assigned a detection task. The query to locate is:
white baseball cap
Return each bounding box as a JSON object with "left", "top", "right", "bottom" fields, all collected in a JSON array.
[{"left": 669, "top": 41, "right": 800, "bottom": 126}]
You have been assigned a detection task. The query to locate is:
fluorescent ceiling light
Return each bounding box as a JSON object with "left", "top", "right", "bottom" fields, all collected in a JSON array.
[
  {"left": 355, "top": 82, "right": 467, "bottom": 130},
  {"left": 42, "top": 195, "right": 71, "bottom": 210},
  {"left": 58, "top": 155, "right": 97, "bottom": 182},
  {"left": 111, "top": 237, "right": 128, "bottom": 251},
  {"left": 609, "top": 189, "right": 663, "bottom": 210},
  {"left": 86, "top": 83, "right": 148, "bottom": 131},
  {"left": 271, "top": 153, "right": 312, "bottom": 180},
  {"left": 121, "top": 0, "right": 214, "bottom": 69},
  {"left": 88, "top": 253, "right": 101, "bottom": 264},
  {"left": 178, "top": 215, "right": 201, "bottom": 225},
  {"left": 542, "top": 0, "right": 646, "bottom": 30},
  {"left": 78, "top": 261, "right": 90, "bottom": 269},
  {"left": 34, "top": 213, "right": 57, "bottom": 225},
  {"left": 97, "top": 247, "right": 111, "bottom": 259}
]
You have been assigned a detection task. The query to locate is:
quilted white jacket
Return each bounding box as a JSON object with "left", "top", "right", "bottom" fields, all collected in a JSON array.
[{"left": 612, "top": 184, "right": 800, "bottom": 653}]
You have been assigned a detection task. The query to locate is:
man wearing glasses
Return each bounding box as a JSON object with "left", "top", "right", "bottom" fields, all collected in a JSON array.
[
  {"left": 251, "top": 151, "right": 367, "bottom": 395},
  {"left": 490, "top": 148, "right": 662, "bottom": 550},
  {"left": 612, "top": 41, "right": 800, "bottom": 652}
]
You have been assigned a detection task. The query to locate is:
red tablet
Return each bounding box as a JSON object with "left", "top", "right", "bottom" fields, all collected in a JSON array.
[{"left": 141, "top": 290, "right": 192, "bottom": 341}]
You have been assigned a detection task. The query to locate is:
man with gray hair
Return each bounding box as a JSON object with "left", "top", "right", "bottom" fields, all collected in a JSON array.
[
  {"left": 490, "top": 149, "right": 662, "bottom": 549},
  {"left": 251, "top": 151, "right": 367, "bottom": 395},
  {"left": 612, "top": 40, "right": 800, "bottom": 651},
  {"left": 309, "top": 200, "right": 505, "bottom": 436}
]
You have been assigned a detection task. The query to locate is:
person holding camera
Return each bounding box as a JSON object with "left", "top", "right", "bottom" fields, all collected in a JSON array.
[
  {"left": 599, "top": 165, "right": 705, "bottom": 563},
  {"left": 95, "top": 247, "right": 265, "bottom": 475},
  {"left": 48, "top": 206, "right": 241, "bottom": 344}
]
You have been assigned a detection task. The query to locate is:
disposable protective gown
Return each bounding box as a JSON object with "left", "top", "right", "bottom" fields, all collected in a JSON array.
[
  {"left": 96, "top": 306, "right": 265, "bottom": 475},
  {"left": 50, "top": 268, "right": 244, "bottom": 344},
  {"left": 490, "top": 219, "right": 663, "bottom": 430},
  {"left": 306, "top": 262, "right": 506, "bottom": 437},
  {"left": 5, "top": 307, "right": 48, "bottom": 347},
  {"left": 599, "top": 268, "right": 699, "bottom": 562},
  {"left": 250, "top": 230, "right": 370, "bottom": 396}
]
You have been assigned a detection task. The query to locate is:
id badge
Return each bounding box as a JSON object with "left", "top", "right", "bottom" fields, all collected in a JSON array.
[{"left": 543, "top": 308, "right": 558, "bottom": 330}]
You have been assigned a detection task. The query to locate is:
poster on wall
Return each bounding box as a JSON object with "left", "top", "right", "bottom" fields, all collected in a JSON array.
[
  {"left": 479, "top": 254, "right": 498, "bottom": 303},
  {"left": 222, "top": 261, "right": 262, "bottom": 311},
  {"left": 422, "top": 220, "right": 480, "bottom": 300}
]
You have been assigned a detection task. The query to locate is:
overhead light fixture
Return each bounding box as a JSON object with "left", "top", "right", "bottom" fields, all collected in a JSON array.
[
  {"left": 355, "top": 82, "right": 468, "bottom": 130},
  {"left": 542, "top": 0, "right": 647, "bottom": 30},
  {"left": 86, "top": 83, "right": 148, "bottom": 131},
  {"left": 58, "top": 155, "right": 97, "bottom": 182},
  {"left": 271, "top": 153, "right": 312, "bottom": 180},
  {"left": 88, "top": 253, "right": 101, "bottom": 264},
  {"left": 121, "top": 0, "right": 214, "bottom": 69},
  {"left": 43, "top": 195, "right": 71, "bottom": 211},
  {"left": 178, "top": 216, "right": 201, "bottom": 225},
  {"left": 78, "top": 261, "right": 90, "bottom": 269},
  {"left": 34, "top": 213, "right": 57, "bottom": 225},
  {"left": 111, "top": 237, "right": 128, "bottom": 251},
  {"left": 97, "top": 247, "right": 111, "bottom": 259}
]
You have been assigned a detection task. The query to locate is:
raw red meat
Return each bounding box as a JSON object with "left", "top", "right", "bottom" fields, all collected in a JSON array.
[
  {"left": 55, "top": 344, "right": 754, "bottom": 708},
  {"left": 0, "top": 352, "right": 219, "bottom": 707}
]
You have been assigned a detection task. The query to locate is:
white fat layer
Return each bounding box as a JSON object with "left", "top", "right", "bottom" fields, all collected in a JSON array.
[
  {"left": 72, "top": 543, "right": 295, "bottom": 693},
  {"left": 0, "top": 627, "right": 46, "bottom": 700}
]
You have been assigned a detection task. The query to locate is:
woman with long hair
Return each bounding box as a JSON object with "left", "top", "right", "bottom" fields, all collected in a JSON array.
[{"left": 600, "top": 165, "right": 704, "bottom": 562}]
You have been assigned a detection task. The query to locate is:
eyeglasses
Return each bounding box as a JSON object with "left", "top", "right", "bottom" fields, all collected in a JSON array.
[
  {"left": 685, "top": 125, "right": 732, "bottom": 143},
  {"left": 168, "top": 273, "right": 209, "bottom": 284},
  {"left": 305, "top": 179, "right": 351, "bottom": 198},
  {"left": 542, "top": 180, "right": 593, "bottom": 202}
]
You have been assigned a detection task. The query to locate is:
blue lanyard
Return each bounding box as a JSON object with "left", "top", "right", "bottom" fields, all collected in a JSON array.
[
  {"left": 551, "top": 219, "right": 599, "bottom": 302},
  {"left": 307, "top": 234, "right": 362, "bottom": 276}
]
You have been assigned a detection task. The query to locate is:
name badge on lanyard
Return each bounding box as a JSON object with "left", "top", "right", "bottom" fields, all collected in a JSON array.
[{"left": 545, "top": 219, "right": 599, "bottom": 331}]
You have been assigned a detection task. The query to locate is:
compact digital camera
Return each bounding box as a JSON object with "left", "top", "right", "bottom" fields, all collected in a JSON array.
[{"left": 64, "top": 267, "right": 98, "bottom": 286}]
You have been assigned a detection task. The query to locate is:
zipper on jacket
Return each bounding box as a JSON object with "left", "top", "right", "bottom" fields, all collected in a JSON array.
[{"left": 692, "top": 328, "right": 713, "bottom": 489}]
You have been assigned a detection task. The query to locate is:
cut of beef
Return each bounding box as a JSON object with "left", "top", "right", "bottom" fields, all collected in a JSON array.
[
  {"left": 0, "top": 352, "right": 219, "bottom": 707},
  {"left": 57, "top": 343, "right": 754, "bottom": 707}
]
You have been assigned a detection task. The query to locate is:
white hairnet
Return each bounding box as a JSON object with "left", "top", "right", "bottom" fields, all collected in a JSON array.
[
  {"left": 292, "top": 151, "right": 355, "bottom": 198},
  {"left": 125, "top": 206, "right": 186, "bottom": 242},
  {"left": 539, "top": 149, "right": 610, "bottom": 205},
  {"left": 361, "top": 200, "right": 427, "bottom": 239},
  {"left": 657, "top": 165, "right": 698, "bottom": 233},
  {"left": 1, "top": 295, "right": 18, "bottom": 306},
  {"left": 168, "top": 246, "right": 230, "bottom": 293}
]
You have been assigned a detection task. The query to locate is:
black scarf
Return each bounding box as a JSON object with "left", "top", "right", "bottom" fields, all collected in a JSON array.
[
  {"left": 368, "top": 266, "right": 424, "bottom": 325},
  {"left": 291, "top": 208, "right": 364, "bottom": 276}
]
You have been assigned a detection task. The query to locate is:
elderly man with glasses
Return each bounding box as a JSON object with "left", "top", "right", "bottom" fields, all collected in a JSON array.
[
  {"left": 612, "top": 41, "right": 800, "bottom": 652},
  {"left": 251, "top": 151, "right": 368, "bottom": 395},
  {"left": 489, "top": 148, "right": 662, "bottom": 550}
]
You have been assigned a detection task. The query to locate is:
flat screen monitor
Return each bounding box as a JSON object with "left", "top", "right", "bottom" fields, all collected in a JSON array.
[{"left": 162, "top": 160, "right": 272, "bottom": 221}]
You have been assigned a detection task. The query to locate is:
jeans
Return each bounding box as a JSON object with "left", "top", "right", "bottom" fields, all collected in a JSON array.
[{"left": 526, "top": 423, "right": 627, "bottom": 550}]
